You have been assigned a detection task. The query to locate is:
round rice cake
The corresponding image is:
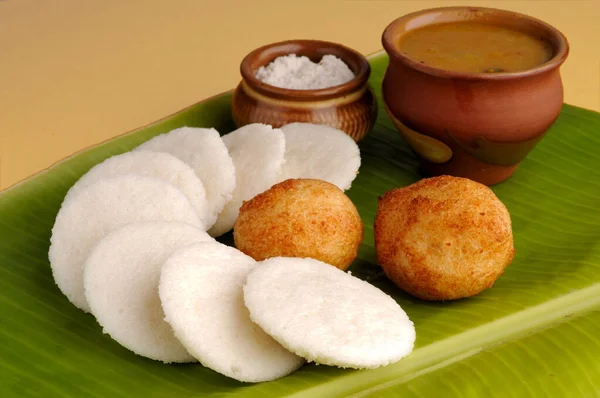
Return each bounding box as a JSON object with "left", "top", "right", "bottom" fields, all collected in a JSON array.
[
  {"left": 134, "top": 127, "right": 236, "bottom": 229},
  {"left": 279, "top": 123, "right": 361, "bottom": 191},
  {"left": 208, "top": 124, "right": 285, "bottom": 237},
  {"left": 243, "top": 257, "right": 416, "bottom": 369},
  {"left": 49, "top": 175, "right": 202, "bottom": 313},
  {"left": 83, "top": 221, "right": 214, "bottom": 363},
  {"left": 65, "top": 150, "right": 209, "bottom": 227},
  {"left": 159, "top": 242, "right": 304, "bottom": 382}
]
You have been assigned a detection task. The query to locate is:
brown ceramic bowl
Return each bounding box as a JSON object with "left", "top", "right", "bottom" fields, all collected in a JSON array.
[
  {"left": 382, "top": 7, "right": 569, "bottom": 185},
  {"left": 232, "top": 39, "right": 377, "bottom": 142}
]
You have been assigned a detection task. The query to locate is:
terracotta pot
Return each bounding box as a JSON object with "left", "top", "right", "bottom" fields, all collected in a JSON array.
[
  {"left": 382, "top": 7, "right": 569, "bottom": 185},
  {"left": 233, "top": 40, "right": 377, "bottom": 142}
]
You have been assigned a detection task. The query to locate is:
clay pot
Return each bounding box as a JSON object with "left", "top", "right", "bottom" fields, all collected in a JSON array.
[
  {"left": 233, "top": 40, "right": 377, "bottom": 142},
  {"left": 382, "top": 7, "right": 569, "bottom": 185}
]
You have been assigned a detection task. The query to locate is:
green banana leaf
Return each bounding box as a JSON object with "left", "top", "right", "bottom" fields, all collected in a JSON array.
[{"left": 1, "top": 52, "right": 599, "bottom": 397}]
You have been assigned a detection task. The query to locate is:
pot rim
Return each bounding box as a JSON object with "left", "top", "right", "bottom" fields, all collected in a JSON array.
[
  {"left": 381, "top": 6, "right": 569, "bottom": 81},
  {"left": 239, "top": 39, "right": 371, "bottom": 101}
]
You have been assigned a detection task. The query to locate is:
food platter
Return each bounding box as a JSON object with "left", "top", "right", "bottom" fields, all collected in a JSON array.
[{"left": 1, "top": 52, "right": 600, "bottom": 397}]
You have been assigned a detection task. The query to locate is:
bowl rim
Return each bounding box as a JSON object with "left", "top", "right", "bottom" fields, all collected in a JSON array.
[
  {"left": 239, "top": 39, "right": 371, "bottom": 100},
  {"left": 381, "top": 6, "right": 570, "bottom": 81}
]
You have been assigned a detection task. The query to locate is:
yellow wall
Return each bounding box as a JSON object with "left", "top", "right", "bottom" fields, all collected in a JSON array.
[{"left": 1, "top": 0, "right": 598, "bottom": 190}]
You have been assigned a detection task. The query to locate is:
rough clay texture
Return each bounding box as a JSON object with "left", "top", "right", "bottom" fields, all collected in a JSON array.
[
  {"left": 209, "top": 123, "right": 285, "bottom": 237},
  {"left": 135, "top": 127, "right": 236, "bottom": 229},
  {"left": 280, "top": 123, "right": 361, "bottom": 191},
  {"left": 159, "top": 242, "right": 304, "bottom": 382},
  {"left": 234, "top": 179, "right": 363, "bottom": 270},
  {"left": 49, "top": 175, "right": 202, "bottom": 313},
  {"left": 83, "top": 221, "right": 214, "bottom": 363},
  {"left": 243, "top": 257, "right": 416, "bottom": 369},
  {"left": 374, "top": 175, "right": 515, "bottom": 301},
  {"left": 65, "top": 150, "right": 208, "bottom": 228}
]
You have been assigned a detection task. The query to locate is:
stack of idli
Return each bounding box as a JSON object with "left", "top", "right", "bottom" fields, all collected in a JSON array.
[
  {"left": 158, "top": 247, "right": 416, "bottom": 381},
  {"left": 47, "top": 122, "right": 415, "bottom": 382},
  {"left": 49, "top": 122, "right": 362, "bottom": 312}
]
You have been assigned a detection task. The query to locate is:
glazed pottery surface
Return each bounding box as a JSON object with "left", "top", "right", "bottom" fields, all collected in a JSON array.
[
  {"left": 233, "top": 40, "right": 378, "bottom": 142},
  {"left": 382, "top": 7, "right": 569, "bottom": 185}
]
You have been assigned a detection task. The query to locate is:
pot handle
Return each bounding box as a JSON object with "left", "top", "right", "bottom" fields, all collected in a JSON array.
[{"left": 383, "top": 101, "right": 453, "bottom": 164}]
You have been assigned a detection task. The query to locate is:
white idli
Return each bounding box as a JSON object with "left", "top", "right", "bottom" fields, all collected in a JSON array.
[
  {"left": 65, "top": 150, "right": 209, "bottom": 227},
  {"left": 243, "top": 257, "right": 416, "bottom": 369},
  {"left": 134, "top": 127, "right": 236, "bottom": 229},
  {"left": 83, "top": 221, "right": 214, "bottom": 363},
  {"left": 159, "top": 242, "right": 304, "bottom": 382},
  {"left": 279, "top": 123, "right": 361, "bottom": 191},
  {"left": 208, "top": 124, "right": 285, "bottom": 237},
  {"left": 49, "top": 175, "right": 202, "bottom": 313}
]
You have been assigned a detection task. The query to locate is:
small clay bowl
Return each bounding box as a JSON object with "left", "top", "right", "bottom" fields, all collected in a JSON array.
[
  {"left": 232, "top": 39, "right": 377, "bottom": 142},
  {"left": 382, "top": 7, "right": 569, "bottom": 185}
]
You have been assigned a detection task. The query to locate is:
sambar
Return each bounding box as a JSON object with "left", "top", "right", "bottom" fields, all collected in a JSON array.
[{"left": 397, "top": 22, "right": 553, "bottom": 73}]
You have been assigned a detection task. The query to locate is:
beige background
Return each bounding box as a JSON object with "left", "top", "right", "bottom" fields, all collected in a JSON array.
[{"left": 1, "top": 0, "right": 598, "bottom": 190}]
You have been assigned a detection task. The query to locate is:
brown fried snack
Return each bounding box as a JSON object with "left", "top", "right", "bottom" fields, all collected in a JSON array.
[
  {"left": 374, "top": 175, "right": 514, "bottom": 300},
  {"left": 234, "top": 179, "right": 364, "bottom": 270}
]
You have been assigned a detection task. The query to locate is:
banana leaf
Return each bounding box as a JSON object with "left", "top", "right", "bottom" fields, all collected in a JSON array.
[{"left": 1, "top": 52, "right": 599, "bottom": 397}]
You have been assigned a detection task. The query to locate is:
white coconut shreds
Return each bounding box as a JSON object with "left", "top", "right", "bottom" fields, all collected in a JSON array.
[{"left": 256, "top": 54, "right": 355, "bottom": 90}]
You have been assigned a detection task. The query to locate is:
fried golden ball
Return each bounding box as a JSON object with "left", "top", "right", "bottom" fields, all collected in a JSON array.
[
  {"left": 234, "top": 178, "right": 363, "bottom": 270},
  {"left": 374, "top": 175, "right": 514, "bottom": 301}
]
